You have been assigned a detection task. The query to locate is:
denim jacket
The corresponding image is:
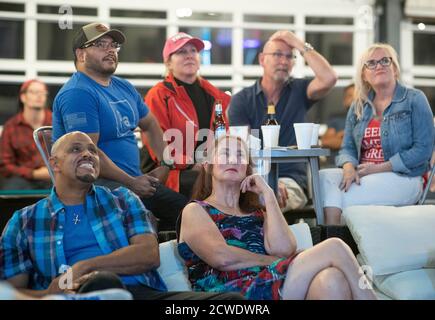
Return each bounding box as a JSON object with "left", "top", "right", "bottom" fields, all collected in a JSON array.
[{"left": 336, "top": 82, "right": 434, "bottom": 177}]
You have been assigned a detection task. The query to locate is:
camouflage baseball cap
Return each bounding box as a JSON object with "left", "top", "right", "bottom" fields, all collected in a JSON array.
[{"left": 72, "top": 22, "right": 126, "bottom": 52}]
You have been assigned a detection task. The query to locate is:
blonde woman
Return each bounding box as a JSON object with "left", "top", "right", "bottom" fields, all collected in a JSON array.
[{"left": 320, "top": 43, "right": 434, "bottom": 225}]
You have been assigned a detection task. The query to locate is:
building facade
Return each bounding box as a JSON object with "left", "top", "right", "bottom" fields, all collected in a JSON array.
[{"left": 0, "top": 0, "right": 433, "bottom": 124}]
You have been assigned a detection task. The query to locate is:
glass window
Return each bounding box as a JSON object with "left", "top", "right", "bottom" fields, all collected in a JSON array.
[
  {"left": 306, "top": 17, "right": 353, "bottom": 25},
  {"left": 136, "top": 87, "right": 152, "bottom": 98},
  {"left": 37, "top": 72, "right": 73, "bottom": 78},
  {"left": 219, "top": 87, "right": 232, "bottom": 95},
  {"left": 111, "top": 25, "right": 166, "bottom": 63},
  {"left": 0, "top": 83, "right": 20, "bottom": 125},
  {"left": 306, "top": 85, "right": 351, "bottom": 124},
  {"left": 414, "top": 33, "right": 435, "bottom": 65},
  {"left": 244, "top": 14, "right": 294, "bottom": 24},
  {"left": 177, "top": 11, "right": 231, "bottom": 21},
  {"left": 0, "top": 2, "right": 24, "bottom": 12},
  {"left": 243, "top": 29, "right": 277, "bottom": 65},
  {"left": 110, "top": 9, "right": 166, "bottom": 19},
  {"left": 37, "top": 22, "right": 81, "bottom": 60},
  {"left": 37, "top": 5, "right": 97, "bottom": 16},
  {"left": 305, "top": 32, "right": 353, "bottom": 65},
  {"left": 46, "top": 84, "right": 62, "bottom": 110},
  {"left": 37, "top": 22, "right": 166, "bottom": 63},
  {"left": 0, "top": 20, "right": 24, "bottom": 59},
  {"left": 0, "top": 71, "right": 25, "bottom": 76},
  {"left": 411, "top": 17, "right": 435, "bottom": 25},
  {"left": 113, "top": 74, "right": 162, "bottom": 80},
  {"left": 415, "top": 86, "right": 435, "bottom": 114},
  {"left": 0, "top": 83, "right": 61, "bottom": 125},
  {"left": 179, "top": 27, "right": 232, "bottom": 65}
]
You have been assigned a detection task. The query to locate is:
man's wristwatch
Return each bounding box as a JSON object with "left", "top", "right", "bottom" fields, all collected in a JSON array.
[
  {"left": 301, "top": 42, "right": 314, "bottom": 56},
  {"left": 160, "top": 158, "right": 175, "bottom": 169}
]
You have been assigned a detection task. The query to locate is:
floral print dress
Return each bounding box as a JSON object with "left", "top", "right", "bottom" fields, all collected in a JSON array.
[{"left": 177, "top": 200, "right": 297, "bottom": 300}]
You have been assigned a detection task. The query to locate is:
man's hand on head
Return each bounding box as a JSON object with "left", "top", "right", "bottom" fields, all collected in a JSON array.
[{"left": 269, "top": 30, "right": 303, "bottom": 51}]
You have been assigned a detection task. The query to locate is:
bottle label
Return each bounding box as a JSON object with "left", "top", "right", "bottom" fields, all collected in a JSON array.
[
  {"left": 215, "top": 103, "right": 223, "bottom": 113},
  {"left": 215, "top": 127, "right": 226, "bottom": 139},
  {"left": 267, "top": 105, "right": 275, "bottom": 114}
]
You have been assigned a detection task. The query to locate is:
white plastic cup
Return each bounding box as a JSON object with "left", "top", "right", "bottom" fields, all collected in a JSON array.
[
  {"left": 249, "top": 134, "right": 261, "bottom": 150},
  {"left": 229, "top": 126, "right": 249, "bottom": 143},
  {"left": 311, "top": 124, "right": 320, "bottom": 147},
  {"left": 293, "top": 123, "right": 314, "bottom": 149},
  {"left": 261, "top": 125, "right": 280, "bottom": 149}
]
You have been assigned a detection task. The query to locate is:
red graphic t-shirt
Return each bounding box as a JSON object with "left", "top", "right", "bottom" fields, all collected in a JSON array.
[{"left": 360, "top": 118, "right": 384, "bottom": 164}]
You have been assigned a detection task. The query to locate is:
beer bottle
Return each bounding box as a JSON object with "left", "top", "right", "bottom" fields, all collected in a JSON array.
[
  {"left": 213, "top": 100, "right": 226, "bottom": 139},
  {"left": 264, "top": 102, "right": 279, "bottom": 126}
]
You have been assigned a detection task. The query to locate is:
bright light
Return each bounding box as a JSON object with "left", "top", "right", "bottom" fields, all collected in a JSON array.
[
  {"left": 176, "top": 8, "right": 192, "bottom": 18},
  {"left": 243, "top": 39, "right": 261, "bottom": 49},
  {"left": 203, "top": 40, "right": 212, "bottom": 51},
  {"left": 418, "top": 23, "right": 426, "bottom": 30}
]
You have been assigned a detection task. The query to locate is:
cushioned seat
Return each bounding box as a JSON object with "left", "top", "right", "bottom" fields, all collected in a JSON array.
[
  {"left": 157, "top": 222, "right": 313, "bottom": 291},
  {"left": 344, "top": 205, "right": 435, "bottom": 300}
]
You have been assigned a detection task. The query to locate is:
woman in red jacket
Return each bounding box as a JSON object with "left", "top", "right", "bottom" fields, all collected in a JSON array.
[{"left": 143, "top": 32, "right": 230, "bottom": 197}]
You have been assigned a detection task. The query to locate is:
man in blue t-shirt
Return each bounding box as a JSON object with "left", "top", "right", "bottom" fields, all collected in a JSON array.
[
  {"left": 52, "top": 22, "right": 187, "bottom": 231},
  {"left": 228, "top": 30, "right": 337, "bottom": 211}
]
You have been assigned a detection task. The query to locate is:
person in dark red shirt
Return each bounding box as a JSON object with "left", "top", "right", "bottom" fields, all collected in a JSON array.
[{"left": 0, "top": 79, "right": 52, "bottom": 190}]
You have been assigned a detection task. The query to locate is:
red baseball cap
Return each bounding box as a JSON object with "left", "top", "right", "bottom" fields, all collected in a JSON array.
[
  {"left": 20, "top": 79, "right": 47, "bottom": 93},
  {"left": 162, "top": 32, "right": 204, "bottom": 62}
]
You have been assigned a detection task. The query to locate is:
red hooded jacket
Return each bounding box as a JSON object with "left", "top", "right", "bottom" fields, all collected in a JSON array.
[{"left": 144, "top": 74, "right": 230, "bottom": 192}]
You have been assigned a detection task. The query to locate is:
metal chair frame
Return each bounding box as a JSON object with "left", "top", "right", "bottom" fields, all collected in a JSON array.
[
  {"left": 419, "top": 161, "right": 435, "bottom": 205},
  {"left": 33, "top": 126, "right": 55, "bottom": 185}
]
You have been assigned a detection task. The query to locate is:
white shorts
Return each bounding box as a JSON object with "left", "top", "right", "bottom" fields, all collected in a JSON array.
[{"left": 319, "top": 168, "right": 423, "bottom": 210}]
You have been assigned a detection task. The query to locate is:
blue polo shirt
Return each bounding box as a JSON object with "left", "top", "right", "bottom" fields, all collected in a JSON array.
[
  {"left": 52, "top": 72, "right": 149, "bottom": 177},
  {"left": 63, "top": 204, "right": 139, "bottom": 286},
  {"left": 228, "top": 78, "right": 315, "bottom": 189}
]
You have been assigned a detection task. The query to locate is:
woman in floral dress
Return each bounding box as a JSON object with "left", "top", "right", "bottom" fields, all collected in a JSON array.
[{"left": 177, "top": 135, "right": 376, "bottom": 300}]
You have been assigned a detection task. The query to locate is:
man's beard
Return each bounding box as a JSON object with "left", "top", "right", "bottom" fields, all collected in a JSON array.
[
  {"left": 85, "top": 56, "right": 117, "bottom": 77},
  {"left": 77, "top": 173, "right": 97, "bottom": 183},
  {"left": 273, "top": 70, "right": 290, "bottom": 82}
]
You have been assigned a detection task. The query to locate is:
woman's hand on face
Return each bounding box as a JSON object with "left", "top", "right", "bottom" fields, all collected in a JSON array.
[
  {"left": 339, "top": 166, "right": 360, "bottom": 192},
  {"left": 240, "top": 174, "right": 273, "bottom": 196}
]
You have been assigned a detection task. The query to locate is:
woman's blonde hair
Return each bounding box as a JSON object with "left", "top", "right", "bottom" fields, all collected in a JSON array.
[{"left": 354, "top": 43, "right": 401, "bottom": 119}]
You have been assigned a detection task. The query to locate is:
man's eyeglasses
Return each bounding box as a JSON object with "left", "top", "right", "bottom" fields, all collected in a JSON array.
[
  {"left": 364, "top": 57, "right": 392, "bottom": 70},
  {"left": 263, "top": 52, "right": 295, "bottom": 61},
  {"left": 26, "top": 90, "right": 48, "bottom": 97},
  {"left": 81, "top": 40, "right": 121, "bottom": 52}
]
